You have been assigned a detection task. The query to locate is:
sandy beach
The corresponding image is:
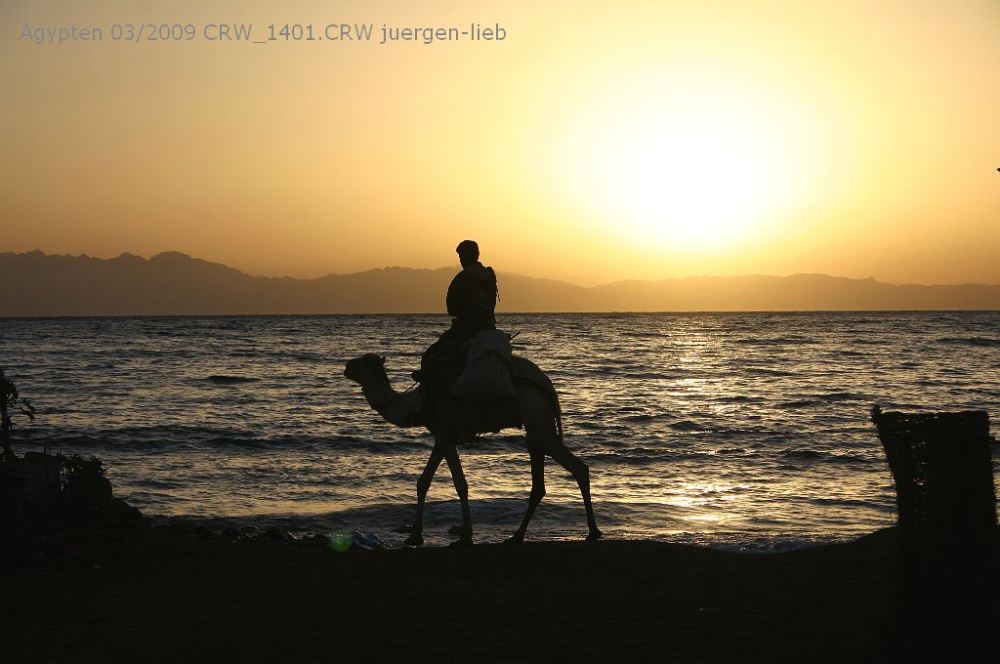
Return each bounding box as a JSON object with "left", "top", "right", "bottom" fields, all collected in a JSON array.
[{"left": 3, "top": 526, "right": 921, "bottom": 663}]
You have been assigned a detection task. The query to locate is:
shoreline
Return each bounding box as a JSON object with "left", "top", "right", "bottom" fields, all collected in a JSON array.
[{"left": 142, "top": 512, "right": 883, "bottom": 554}]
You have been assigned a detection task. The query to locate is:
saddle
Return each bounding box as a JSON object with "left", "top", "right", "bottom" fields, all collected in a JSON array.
[{"left": 450, "top": 330, "right": 514, "bottom": 400}]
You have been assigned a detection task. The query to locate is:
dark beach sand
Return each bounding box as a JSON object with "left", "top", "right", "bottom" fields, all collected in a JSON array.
[{"left": 0, "top": 527, "right": 927, "bottom": 663}]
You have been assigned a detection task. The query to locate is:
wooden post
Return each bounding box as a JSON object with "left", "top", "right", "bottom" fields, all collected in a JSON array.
[{"left": 871, "top": 406, "right": 996, "bottom": 661}]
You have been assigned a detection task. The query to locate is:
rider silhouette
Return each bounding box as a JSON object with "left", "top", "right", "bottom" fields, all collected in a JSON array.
[{"left": 414, "top": 240, "right": 498, "bottom": 399}]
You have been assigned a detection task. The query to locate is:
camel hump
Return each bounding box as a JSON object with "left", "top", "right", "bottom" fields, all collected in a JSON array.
[
  {"left": 509, "top": 356, "right": 559, "bottom": 404},
  {"left": 509, "top": 356, "right": 551, "bottom": 389}
]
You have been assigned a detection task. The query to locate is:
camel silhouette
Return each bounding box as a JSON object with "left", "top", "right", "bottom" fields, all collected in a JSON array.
[{"left": 344, "top": 353, "right": 601, "bottom": 546}]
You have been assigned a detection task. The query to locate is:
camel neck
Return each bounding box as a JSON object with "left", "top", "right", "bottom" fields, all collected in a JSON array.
[
  {"left": 360, "top": 372, "right": 424, "bottom": 428},
  {"left": 361, "top": 373, "right": 397, "bottom": 413}
]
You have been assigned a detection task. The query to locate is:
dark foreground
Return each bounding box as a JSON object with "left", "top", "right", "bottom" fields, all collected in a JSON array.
[{"left": 5, "top": 527, "right": 953, "bottom": 663}]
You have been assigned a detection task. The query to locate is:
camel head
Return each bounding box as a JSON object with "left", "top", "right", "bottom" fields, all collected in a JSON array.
[{"left": 344, "top": 353, "right": 388, "bottom": 386}]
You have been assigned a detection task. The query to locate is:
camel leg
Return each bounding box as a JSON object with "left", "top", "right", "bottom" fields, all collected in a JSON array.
[
  {"left": 442, "top": 445, "right": 473, "bottom": 547},
  {"left": 547, "top": 442, "right": 602, "bottom": 541},
  {"left": 507, "top": 448, "right": 546, "bottom": 544},
  {"left": 405, "top": 445, "right": 443, "bottom": 546}
]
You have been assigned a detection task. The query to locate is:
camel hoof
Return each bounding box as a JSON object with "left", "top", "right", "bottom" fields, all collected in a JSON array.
[
  {"left": 404, "top": 532, "right": 424, "bottom": 547},
  {"left": 449, "top": 536, "right": 473, "bottom": 548},
  {"left": 504, "top": 534, "right": 525, "bottom": 546},
  {"left": 586, "top": 528, "right": 603, "bottom": 542}
]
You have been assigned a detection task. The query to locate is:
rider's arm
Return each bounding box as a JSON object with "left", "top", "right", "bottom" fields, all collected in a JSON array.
[{"left": 446, "top": 272, "right": 465, "bottom": 317}]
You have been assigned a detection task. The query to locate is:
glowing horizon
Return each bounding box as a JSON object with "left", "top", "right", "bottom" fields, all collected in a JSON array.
[{"left": 2, "top": 0, "right": 998, "bottom": 288}]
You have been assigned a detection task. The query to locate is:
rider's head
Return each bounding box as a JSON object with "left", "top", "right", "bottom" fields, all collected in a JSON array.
[{"left": 456, "top": 240, "right": 479, "bottom": 268}]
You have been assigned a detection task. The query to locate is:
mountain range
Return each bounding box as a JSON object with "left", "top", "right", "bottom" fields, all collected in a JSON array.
[{"left": 1, "top": 250, "right": 997, "bottom": 316}]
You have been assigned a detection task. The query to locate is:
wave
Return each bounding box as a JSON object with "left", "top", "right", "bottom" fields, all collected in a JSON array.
[
  {"left": 622, "top": 413, "right": 678, "bottom": 424},
  {"left": 779, "top": 392, "right": 866, "bottom": 408},
  {"left": 669, "top": 419, "right": 706, "bottom": 431},
  {"left": 808, "top": 497, "right": 892, "bottom": 509},
  {"left": 933, "top": 336, "right": 1000, "bottom": 348},
  {"left": 147, "top": 501, "right": 879, "bottom": 553},
  {"left": 780, "top": 399, "right": 820, "bottom": 408},
  {"left": 780, "top": 449, "right": 872, "bottom": 464},
  {"left": 742, "top": 367, "right": 797, "bottom": 377},
  {"left": 587, "top": 366, "right": 697, "bottom": 380},
  {"left": 204, "top": 375, "right": 261, "bottom": 384},
  {"left": 155, "top": 496, "right": 619, "bottom": 536},
  {"left": 715, "top": 395, "right": 762, "bottom": 403},
  {"left": 732, "top": 335, "right": 815, "bottom": 346},
  {"left": 18, "top": 427, "right": 432, "bottom": 453},
  {"left": 584, "top": 443, "right": 760, "bottom": 464},
  {"left": 583, "top": 444, "right": 877, "bottom": 466},
  {"left": 715, "top": 447, "right": 749, "bottom": 455}
]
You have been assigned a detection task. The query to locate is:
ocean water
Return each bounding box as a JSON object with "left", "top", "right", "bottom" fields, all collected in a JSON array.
[{"left": 3, "top": 312, "right": 998, "bottom": 551}]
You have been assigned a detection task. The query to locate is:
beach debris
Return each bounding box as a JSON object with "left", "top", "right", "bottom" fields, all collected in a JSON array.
[
  {"left": 330, "top": 531, "right": 353, "bottom": 551},
  {"left": 239, "top": 525, "right": 261, "bottom": 539},
  {"left": 263, "top": 527, "right": 296, "bottom": 544},
  {"left": 328, "top": 531, "right": 388, "bottom": 552},
  {"left": 301, "top": 533, "right": 330, "bottom": 548},
  {"left": 350, "top": 531, "right": 388, "bottom": 551}
]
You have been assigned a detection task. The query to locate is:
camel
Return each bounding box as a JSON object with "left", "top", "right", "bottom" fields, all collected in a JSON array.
[{"left": 344, "top": 353, "right": 601, "bottom": 546}]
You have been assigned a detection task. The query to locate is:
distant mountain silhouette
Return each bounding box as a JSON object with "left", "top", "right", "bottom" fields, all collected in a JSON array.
[{"left": 1, "top": 250, "right": 997, "bottom": 316}]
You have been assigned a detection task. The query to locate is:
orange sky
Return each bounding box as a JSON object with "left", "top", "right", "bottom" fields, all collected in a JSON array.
[{"left": 2, "top": 0, "right": 998, "bottom": 286}]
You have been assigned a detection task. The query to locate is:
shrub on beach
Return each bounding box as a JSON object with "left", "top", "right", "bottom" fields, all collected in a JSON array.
[
  {"left": 1, "top": 368, "right": 35, "bottom": 459},
  {"left": 1, "top": 370, "right": 142, "bottom": 548}
]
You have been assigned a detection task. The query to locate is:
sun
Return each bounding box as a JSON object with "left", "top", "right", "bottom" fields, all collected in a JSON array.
[
  {"left": 607, "top": 113, "right": 770, "bottom": 247},
  {"left": 553, "top": 72, "right": 817, "bottom": 252}
]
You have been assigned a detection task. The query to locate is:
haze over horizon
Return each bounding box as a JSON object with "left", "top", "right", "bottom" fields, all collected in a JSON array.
[{"left": 3, "top": 1, "right": 999, "bottom": 288}]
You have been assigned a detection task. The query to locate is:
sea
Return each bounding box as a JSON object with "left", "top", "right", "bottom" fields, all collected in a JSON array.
[{"left": 3, "top": 312, "right": 998, "bottom": 551}]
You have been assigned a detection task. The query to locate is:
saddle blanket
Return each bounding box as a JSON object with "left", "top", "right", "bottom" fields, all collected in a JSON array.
[{"left": 450, "top": 329, "right": 515, "bottom": 400}]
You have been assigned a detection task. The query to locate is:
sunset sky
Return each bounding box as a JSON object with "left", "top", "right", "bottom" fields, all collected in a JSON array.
[{"left": 2, "top": 0, "right": 998, "bottom": 286}]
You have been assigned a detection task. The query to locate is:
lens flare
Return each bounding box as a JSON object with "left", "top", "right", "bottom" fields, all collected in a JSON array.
[{"left": 331, "top": 532, "right": 353, "bottom": 552}]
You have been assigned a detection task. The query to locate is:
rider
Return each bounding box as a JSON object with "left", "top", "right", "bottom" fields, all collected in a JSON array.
[
  {"left": 446, "top": 240, "right": 498, "bottom": 333},
  {"left": 414, "top": 240, "right": 498, "bottom": 399}
]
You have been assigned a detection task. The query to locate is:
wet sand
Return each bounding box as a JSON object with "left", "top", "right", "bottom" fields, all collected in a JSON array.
[{"left": 1, "top": 527, "right": 915, "bottom": 663}]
